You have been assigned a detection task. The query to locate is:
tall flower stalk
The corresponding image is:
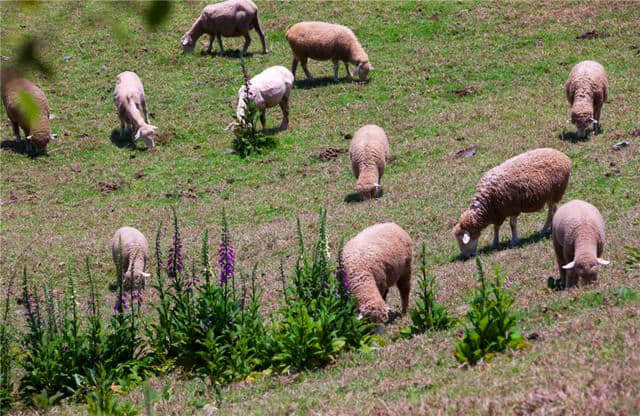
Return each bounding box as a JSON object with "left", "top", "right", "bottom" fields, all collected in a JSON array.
[
  {"left": 218, "top": 208, "right": 235, "bottom": 286},
  {"left": 167, "top": 207, "right": 184, "bottom": 281}
]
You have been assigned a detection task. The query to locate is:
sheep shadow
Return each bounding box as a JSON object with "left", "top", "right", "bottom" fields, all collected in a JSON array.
[
  {"left": 449, "top": 229, "right": 551, "bottom": 263},
  {"left": 294, "top": 76, "right": 359, "bottom": 90},
  {"left": 0, "top": 139, "right": 46, "bottom": 158},
  {"left": 343, "top": 190, "right": 384, "bottom": 204},
  {"left": 109, "top": 128, "right": 149, "bottom": 151},
  {"left": 558, "top": 125, "right": 601, "bottom": 143},
  {"left": 202, "top": 49, "right": 254, "bottom": 59}
]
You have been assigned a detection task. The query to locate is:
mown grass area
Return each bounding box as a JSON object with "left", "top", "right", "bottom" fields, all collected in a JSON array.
[{"left": 1, "top": 0, "right": 639, "bottom": 414}]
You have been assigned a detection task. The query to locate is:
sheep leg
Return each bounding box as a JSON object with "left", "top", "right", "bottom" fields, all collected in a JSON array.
[
  {"left": 300, "top": 58, "right": 314, "bottom": 81},
  {"left": 593, "top": 102, "right": 602, "bottom": 134},
  {"left": 217, "top": 34, "right": 224, "bottom": 53},
  {"left": 279, "top": 94, "right": 289, "bottom": 131},
  {"left": 491, "top": 223, "right": 500, "bottom": 249},
  {"left": 509, "top": 216, "right": 520, "bottom": 247},
  {"left": 11, "top": 120, "right": 21, "bottom": 141},
  {"left": 242, "top": 34, "right": 251, "bottom": 56},
  {"left": 332, "top": 60, "right": 340, "bottom": 82},
  {"left": 254, "top": 18, "right": 267, "bottom": 54},
  {"left": 142, "top": 100, "right": 149, "bottom": 124},
  {"left": 291, "top": 57, "right": 298, "bottom": 78},
  {"left": 207, "top": 35, "right": 214, "bottom": 54},
  {"left": 553, "top": 238, "right": 566, "bottom": 288},
  {"left": 397, "top": 268, "right": 412, "bottom": 315},
  {"left": 344, "top": 61, "right": 353, "bottom": 80},
  {"left": 259, "top": 110, "right": 266, "bottom": 129},
  {"left": 120, "top": 121, "right": 126, "bottom": 138},
  {"left": 541, "top": 203, "right": 555, "bottom": 235},
  {"left": 381, "top": 287, "right": 389, "bottom": 301}
]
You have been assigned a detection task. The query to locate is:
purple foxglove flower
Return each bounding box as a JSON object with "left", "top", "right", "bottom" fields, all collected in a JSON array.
[
  {"left": 218, "top": 236, "right": 234, "bottom": 285},
  {"left": 167, "top": 226, "right": 184, "bottom": 279}
]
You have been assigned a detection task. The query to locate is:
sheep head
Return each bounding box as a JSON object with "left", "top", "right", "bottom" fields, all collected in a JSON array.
[
  {"left": 356, "top": 182, "right": 382, "bottom": 200},
  {"left": 181, "top": 34, "right": 195, "bottom": 52},
  {"left": 453, "top": 211, "right": 480, "bottom": 259},
  {"left": 135, "top": 124, "right": 157, "bottom": 150},
  {"left": 354, "top": 61, "right": 372, "bottom": 81},
  {"left": 358, "top": 302, "right": 390, "bottom": 323},
  {"left": 562, "top": 257, "right": 609, "bottom": 285},
  {"left": 571, "top": 111, "right": 594, "bottom": 138}
]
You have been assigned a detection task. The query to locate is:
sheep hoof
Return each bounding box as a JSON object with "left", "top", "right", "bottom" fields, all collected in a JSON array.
[{"left": 509, "top": 239, "right": 520, "bottom": 248}]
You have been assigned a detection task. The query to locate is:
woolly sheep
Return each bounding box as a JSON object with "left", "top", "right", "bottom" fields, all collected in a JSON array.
[
  {"left": 453, "top": 148, "right": 571, "bottom": 259},
  {"left": 226, "top": 65, "right": 293, "bottom": 132},
  {"left": 552, "top": 200, "right": 609, "bottom": 288},
  {"left": 113, "top": 71, "right": 157, "bottom": 150},
  {"left": 181, "top": 0, "right": 266, "bottom": 55},
  {"left": 349, "top": 124, "right": 389, "bottom": 200},
  {"left": 285, "top": 21, "right": 372, "bottom": 82},
  {"left": 1, "top": 70, "right": 52, "bottom": 155},
  {"left": 111, "top": 227, "right": 150, "bottom": 290},
  {"left": 566, "top": 60, "right": 608, "bottom": 139},
  {"left": 343, "top": 222, "right": 412, "bottom": 323}
]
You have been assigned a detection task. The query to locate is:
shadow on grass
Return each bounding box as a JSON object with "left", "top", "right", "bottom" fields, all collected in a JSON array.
[
  {"left": 558, "top": 125, "right": 601, "bottom": 143},
  {"left": 0, "top": 139, "right": 46, "bottom": 158},
  {"left": 449, "top": 230, "right": 551, "bottom": 263},
  {"left": 109, "top": 129, "right": 140, "bottom": 150},
  {"left": 343, "top": 190, "right": 384, "bottom": 204},
  {"left": 294, "top": 76, "right": 366, "bottom": 90},
  {"left": 201, "top": 49, "right": 254, "bottom": 59}
]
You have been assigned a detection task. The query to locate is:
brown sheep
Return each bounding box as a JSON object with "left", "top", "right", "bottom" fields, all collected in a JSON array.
[
  {"left": 285, "top": 21, "right": 372, "bottom": 82},
  {"left": 1, "top": 69, "right": 52, "bottom": 155},
  {"left": 181, "top": 0, "right": 266, "bottom": 55},
  {"left": 343, "top": 222, "right": 412, "bottom": 323},
  {"left": 349, "top": 124, "right": 389, "bottom": 200},
  {"left": 453, "top": 148, "right": 571, "bottom": 259},
  {"left": 566, "top": 60, "right": 608, "bottom": 138},
  {"left": 552, "top": 200, "right": 609, "bottom": 288}
]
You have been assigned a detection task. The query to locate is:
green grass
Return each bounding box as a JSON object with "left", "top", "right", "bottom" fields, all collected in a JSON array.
[{"left": 1, "top": 0, "right": 639, "bottom": 414}]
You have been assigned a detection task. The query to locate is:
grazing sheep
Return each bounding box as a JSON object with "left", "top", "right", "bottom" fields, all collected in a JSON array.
[
  {"left": 566, "top": 60, "right": 608, "bottom": 138},
  {"left": 453, "top": 148, "right": 571, "bottom": 259},
  {"left": 349, "top": 124, "right": 389, "bottom": 200},
  {"left": 226, "top": 65, "right": 293, "bottom": 132},
  {"left": 285, "top": 21, "right": 372, "bottom": 82},
  {"left": 343, "top": 222, "right": 412, "bottom": 323},
  {"left": 113, "top": 71, "right": 157, "bottom": 150},
  {"left": 552, "top": 200, "right": 609, "bottom": 288},
  {"left": 181, "top": 0, "right": 266, "bottom": 55},
  {"left": 111, "top": 227, "right": 150, "bottom": 290},
  {"left": 1, "top": 69, "right": 52, "bottom": 155}
]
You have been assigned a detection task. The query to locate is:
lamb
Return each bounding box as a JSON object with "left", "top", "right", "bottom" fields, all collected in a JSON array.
[
  {"left": 113, "top": 71, "right": 157, "bottom": 150},
  {"left": 566, "top": 60, "right": 608, "bottom": 138},
  {"left": 453, "top": 148, "right": 571, "bottom": 259},
  {"left": 181, "top": 0, "right": 266, "bottom": 55},
  {"left": 349, "top": 124, "right": 389, "bottom": 200},
  {"left": 342, "top": 222, "right": 412, "bottom": 323},
  {"left": 285, "top": 21, "right": 372, "bottom": 82},
  {"left": 552, "top": 200, "right": 609, "bottom": 288},
  {"left": 226, "top": 65, "right": 293, "bottom": 132},
  {"left": 111, "top": 227, "right": 150, "bottom": 290},
  {"left": 1, "top": 69, "right": 52, "bottom": 155}
]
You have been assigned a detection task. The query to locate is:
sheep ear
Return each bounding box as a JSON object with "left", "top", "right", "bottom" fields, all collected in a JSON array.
[
  {"left": 589, "top": 117, "right": 598, "bottom": 124},
  {"left": 141, "top": 272, "right": 151, "bottom": 278},
  {"left": 26, "top": 135, "right": 33, "bottom": 140},
  {"left": 354, "top": 64, "right": 361, "bottom": 75},
  {"left": 135, "top": 129, "right": 141, "bottom": 139},
  {"left": 597, "top": 258, "right": 610, "bottom": 266},
  {"left": 356, "top": 313, "right": 364, "bottom": 320},
  {"left": 150, "top": 125, "right": 158, "bottom": 131},
  {"left": 224, "top": 122, "right": 237, "bottom": 131},
  {"left": 562, "top": 261, "right": 576, "bottom": 270},
  {"left": 462, "top": 232, "right": 471, "bottom": 245}
]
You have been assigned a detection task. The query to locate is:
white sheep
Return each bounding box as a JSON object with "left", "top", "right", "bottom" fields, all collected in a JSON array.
[
  {"left": 111, "top": 227, "right": 150, "bottom": 290},
  {"left": 552, "top": 200, "right": 609, "bottom": 288},
  {"left": 566, "top": 60, "right": 608, "bottom": 138},
  {"left": 113, "top": 71, "right": 157, "bottom": 150},
  {"left": 1, "top": 69, "right": 53, "bottom": 155},
  {"left": 343, "top": 222, "right": 412, "bottom": 323},
  {"left": 453, "top": 148, "right": 571, "bottom": 259},
  {"left": 285, "top": 21, "right": 372, "bottom": 82},
  {"left": 226, "top": 65, "right": 293, "bottom": 132},
  {"left": 181, "top": 0, "right": 266, "bottom": 55},
  {"left": 349, "top": 124, "right": 389, "bottom": 200}
]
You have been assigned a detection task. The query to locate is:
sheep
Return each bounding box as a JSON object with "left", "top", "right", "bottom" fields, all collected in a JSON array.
[
  {"left": 453, "top": 148, "right": 571, "bottom": 259},
  {"left": 181, "top": 0, "right": 266, "bottom": 55},
  {"left": 113, "top": 71, "right": 157, "bottom": 150},
  {"left": 349, "top": 124, "right": 389, "bottom": 200},
  {"left": 111, "top": 227, "right": 150, "bottom": 290},
  {"left": 552, "top": 200, "right": 609, "bottom": 288},
  {"left": 566, "top": 60, "right": 608, "bottom": 139},
  {"left": 342, "top": 222, "right": 412, "bottom": 323},
  {"left": 1, "top": 69, "right": 52, "bottom": 155},
  {"left": 285, "top": 21, "right": 372, "bottom": 82},
  {"left": 225, "top": 65, "right": 293, "bottom": 132}
]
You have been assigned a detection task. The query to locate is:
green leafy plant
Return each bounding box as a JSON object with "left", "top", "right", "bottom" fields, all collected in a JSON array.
[
  {"left": 226, "top": 59, "right": 276, "bottom": 157},
  {"left": 454, "top": 258, "right": 526, "bottom": 366},
  {"left": 625, "top": 244, "right": 640, "bottom": 275},
  {"left": 400, "top": 243, "right": 453, "bottom": 338},
  {"left": 0, "top": 274, "right": 15, "bottom": 414},
  {"left": 85, "top": 366, "right": 140, "bottom": 416}
]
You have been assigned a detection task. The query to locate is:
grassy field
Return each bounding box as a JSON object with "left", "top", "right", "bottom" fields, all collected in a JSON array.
[{"left": 1, "top": 0, "right": 639, "bottom": 414}]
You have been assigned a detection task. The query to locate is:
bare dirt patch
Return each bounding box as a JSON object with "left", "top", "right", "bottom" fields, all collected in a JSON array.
[
  {"left": 96, "top": 180, "right": 124, "bottom": 194},
  {"left": 318, "top": 147, "right": 347, "bottom": 161}
]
